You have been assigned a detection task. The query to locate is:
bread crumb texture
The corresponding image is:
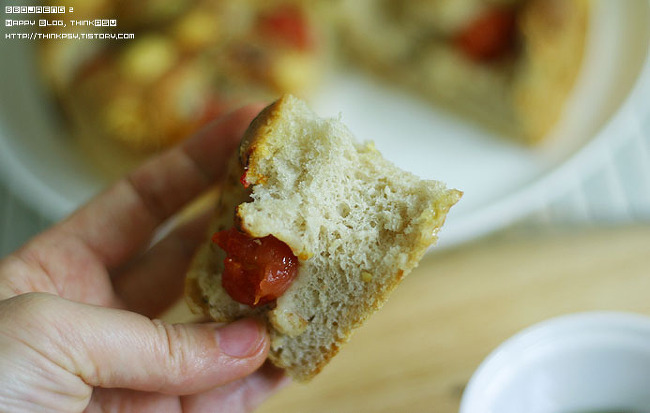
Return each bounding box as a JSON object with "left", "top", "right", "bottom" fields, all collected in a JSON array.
[{"left": 187, "top": 94, "right": 461, "bottom": 381}]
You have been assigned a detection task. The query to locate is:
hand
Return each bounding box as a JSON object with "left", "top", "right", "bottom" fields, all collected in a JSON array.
[{"left": 0, "top": 105, "right": 288, "bottom": 412}]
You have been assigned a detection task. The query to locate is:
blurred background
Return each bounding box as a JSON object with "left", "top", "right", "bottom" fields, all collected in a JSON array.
[{"left": 2, "top": 0, "right": 650, "bottom": 412}]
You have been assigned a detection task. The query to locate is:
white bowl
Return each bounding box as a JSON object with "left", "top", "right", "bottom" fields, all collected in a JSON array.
[{"left": 460, "top": 312, "right": 650, "bottom": 413}]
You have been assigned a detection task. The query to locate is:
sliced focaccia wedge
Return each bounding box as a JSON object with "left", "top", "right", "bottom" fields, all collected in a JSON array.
[{"left": 186, "top": 94, "right": 462, "bottom": 381}]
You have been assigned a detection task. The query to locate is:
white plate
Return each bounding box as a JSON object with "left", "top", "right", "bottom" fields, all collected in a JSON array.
[{"left": 1, "top": 1, "right": 649, "bottom": 247}]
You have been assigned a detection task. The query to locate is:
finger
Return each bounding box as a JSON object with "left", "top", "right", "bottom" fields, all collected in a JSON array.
[
  {"left": 3, "top": 238, "right": 118, "bottom": 307},
  {"left": 87, "top": 363, "right": 289, "bottom": 413},
  {"left": 87, "top": 389, "right": 180, "bottom": 413},
  {"left": 112, "top": 203, "right": 214, "bottom": 317},
  {"left": 56, "top": 104, "right": 265, "bottom": 269},
  {"left": 0, "top": 106, "right": 260, "bottom": 305},
  {"left": 10, "top": 293, "right": 269, "bottom": 395},
  {"left": 181, "top": 362, "right": 290, "bottom": 413}
]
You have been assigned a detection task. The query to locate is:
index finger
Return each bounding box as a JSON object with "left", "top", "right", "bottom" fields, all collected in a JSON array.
[{"left": 56, "top": 104, "right": 264, "bottom": 268}]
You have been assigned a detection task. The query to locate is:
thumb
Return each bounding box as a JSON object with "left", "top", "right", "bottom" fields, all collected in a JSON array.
[{"left": 11, "top": 293, "right": 269, "bottom": 395}]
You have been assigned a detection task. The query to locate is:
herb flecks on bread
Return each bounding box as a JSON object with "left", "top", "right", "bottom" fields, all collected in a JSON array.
[{"left": 186, "top": 94, "right": 462, "bottom": 381}]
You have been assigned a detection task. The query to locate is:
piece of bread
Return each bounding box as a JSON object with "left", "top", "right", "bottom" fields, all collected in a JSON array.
[
  {"left": 514, "top": 0, "right": 589, "bottom": 143},
  {"left": 40, "top": 0, "right": 326, "bottom": 156},
  {"left": 335, "top": 0, "right": 588, "bottom": 143},
  {"left": 185, "top": 94, "right": 462, "bottom": 381}
]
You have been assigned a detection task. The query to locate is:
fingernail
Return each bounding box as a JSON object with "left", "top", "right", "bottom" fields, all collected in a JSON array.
[{"left": 217, "top": 318, "right": 265, "bottom": 358}]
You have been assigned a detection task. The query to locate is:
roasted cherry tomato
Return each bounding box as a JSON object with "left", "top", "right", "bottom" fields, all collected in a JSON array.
[
  {"left": 454, "top": 7, "right": 517, "bottom": 62},
  {"left": 213, "top": 227, "right": 299, "bottom": 307}
]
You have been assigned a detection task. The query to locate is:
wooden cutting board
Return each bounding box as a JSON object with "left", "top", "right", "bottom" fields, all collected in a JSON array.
[{"left": 163, "top": 224, "right": 650, "bottom": 412}]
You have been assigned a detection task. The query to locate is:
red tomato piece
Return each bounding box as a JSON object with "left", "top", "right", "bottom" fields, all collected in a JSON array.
[
  {"left": 239, "top": 167, "right": 250, "bottom": 188},
  {"left": 212, "top": 227, "right": 299, "bottom": 307},
  {"left": 454, "top": 7, "right": 517, "bottom": 62},
  {"left": 258, "top": 5, "right": 313, "bottom": 51}
]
